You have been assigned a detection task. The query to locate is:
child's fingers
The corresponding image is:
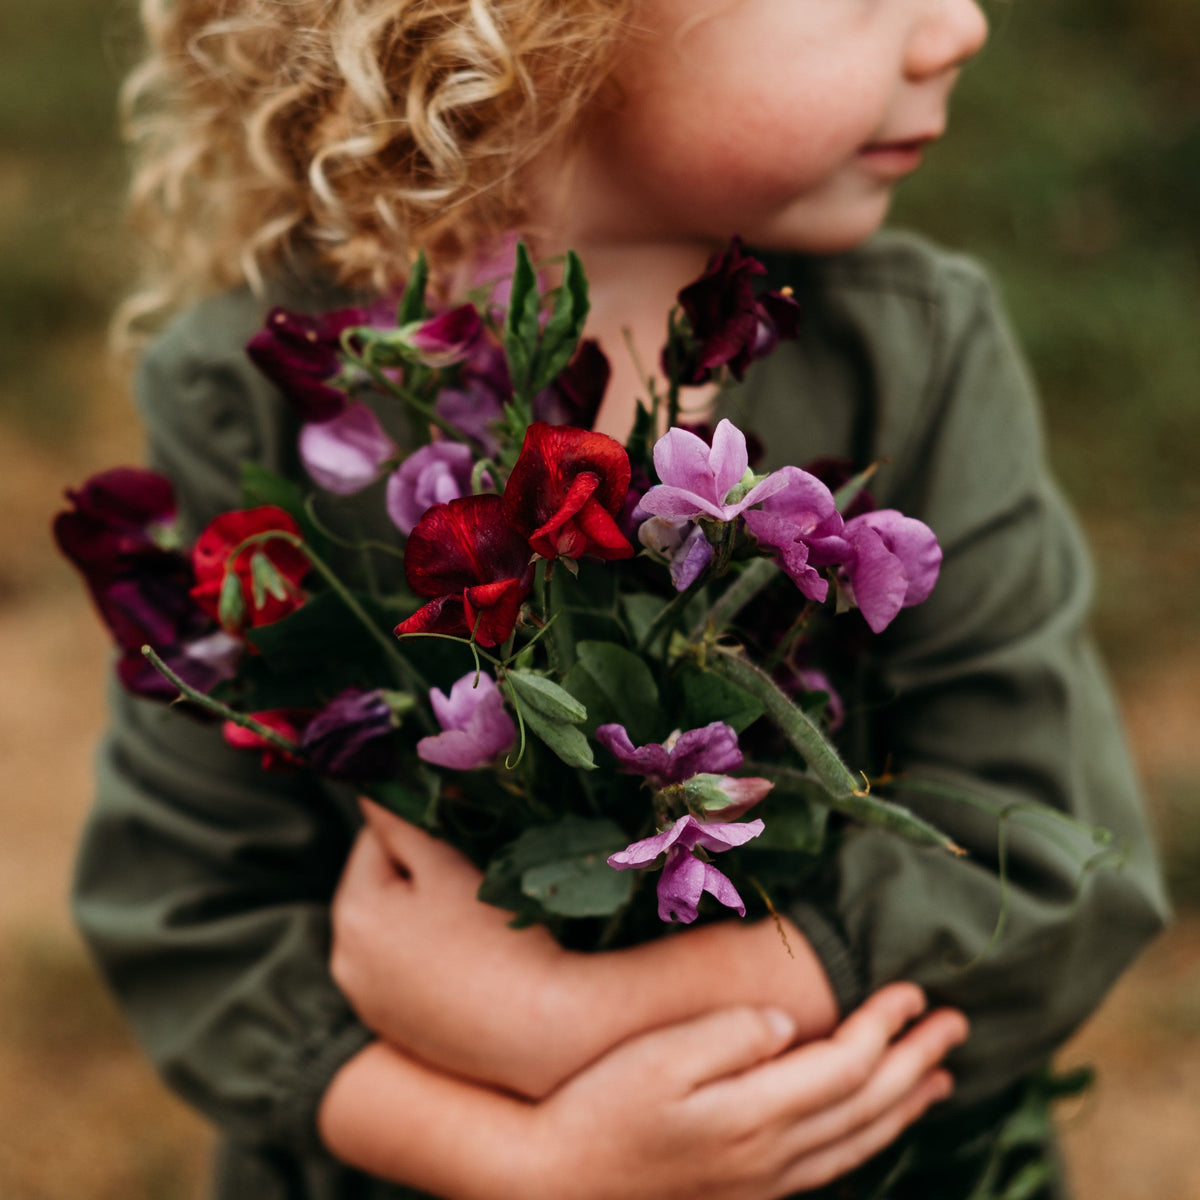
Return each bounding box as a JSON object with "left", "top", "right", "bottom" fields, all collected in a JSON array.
[
  {"left": 357, "top": 798, "right": 480, "bottom": 887},
  {"left": 338, "top": 822, "right": 411, "bottom": 894},
  {"left": 775, "top": 1068, "right": 953, "bottom": 1196},
  {"left": 773, "top": 1008, "right": 966, "bottom": 1158},
  {"left": 696, "top": 983, "right": 925, "bottom": 1125}
]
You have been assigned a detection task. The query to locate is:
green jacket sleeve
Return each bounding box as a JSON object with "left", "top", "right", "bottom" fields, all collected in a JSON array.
[
  {"left": 71, "top": 292, "right": 374, "bottom": 1154},
  {"left": 756, "top": 239, "right": 1171, "bottom": 1109}
]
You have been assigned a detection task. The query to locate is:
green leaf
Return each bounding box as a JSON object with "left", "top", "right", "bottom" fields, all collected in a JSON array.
[
  {"left": 505, "top": 670, "right": 587, "bottom": 723},
  {"left": 519, "top": 703, "right": 596, "bottom": 769},
  {"left": 240, "top": 462, "right": 310, "bottom": 529},
  {"left": 503, "top": 240, "right": 541, "bottom": 401},
  {"left": 833, "top": 462, "right": 879, "bottom": 514},
  {"left": 621, "top": 593, "right": 664, "bottom": 646},
  {"left": 566, "top": 641, "right": 661, "bottom": 742},
  {"left": 676, "top": 664, "right": 764, "bottom": 734},
  {"left": 522, "top": 855, "right": 632, "bottom": 917},
  {"left": 396, "top": 250, "right": 430, "bottom": 325},
  {"left": 529, "top": 249, "right": 590, "bottom": 394}
]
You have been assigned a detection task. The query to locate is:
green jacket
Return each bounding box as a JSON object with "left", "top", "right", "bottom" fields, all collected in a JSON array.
[{"left": 72, "top": 232, "right": 1170, "bottom": 1199}]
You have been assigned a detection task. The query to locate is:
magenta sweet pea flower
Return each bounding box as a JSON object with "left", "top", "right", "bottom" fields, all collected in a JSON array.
[
  {"left": 595, "top": 721, "right": 743, "bottom": 787},
  {"left": 637, "top": 419, "right": 789, "bottom": 524},
  {"left": 416, "top": 672, "right": 517, "bottom": 770},
  {"left": 741, "top": 465, "right": 848, "bottom": 603},
  {"left": 386, "top": 442, "right": 479, "bottom": 535},
  {"left": 299, "top": 401, "right": 398, "bottom": 495},
  {"left": 840, "top": 510, "right": 942, "bottom": 633},
  {"left": 607, "top": 814, "right": 765, "bottom": 924},
  {"left": 403, "top": 304, "right": 483, "bottom": 368}
]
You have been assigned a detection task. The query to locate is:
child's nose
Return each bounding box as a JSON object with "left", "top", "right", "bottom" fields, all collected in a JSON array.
[{"left": 905, "top": 0, "right": 989, "bottom": 80}]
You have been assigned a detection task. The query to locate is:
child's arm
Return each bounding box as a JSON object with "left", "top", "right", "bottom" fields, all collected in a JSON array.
[
  {"left": 316, "top": 986, "right": 967, "bottom": 1200},
  {"left": 332, "top": 801, "right": 839, "bottom": 1100}
]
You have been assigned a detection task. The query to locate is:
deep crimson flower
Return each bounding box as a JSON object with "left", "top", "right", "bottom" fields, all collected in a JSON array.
[
  {"left": 503, "top": 422, "right": 634, "bottom": 562},
  {"left": 222, "top": 709, "right": 311, "bottom": 772},
  {"left": 396, "top": 493, "right": 534, "bottom": 647},
  {"left": 668, "top": 237, "right": 800, "bottom": 384},
  {"left": 533, "top": 339, "right": 610, "bottom": 430},
  {"left": 191, "top": 506, "right": 311, "bottom": 633},
  {"left": 246, "top": 306, "right": 372, "bottom": 421}
]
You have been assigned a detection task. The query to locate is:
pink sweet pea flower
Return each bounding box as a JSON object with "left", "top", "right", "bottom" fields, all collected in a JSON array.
[
  {"left": 404, "top": 305, "right": 483, "bottom": 368},
  {"left": 386, "top": 442, "right": 478, "bottom": 535},
  {"left": 298, "top": 401, "right": 398, "bottom": 495},
  {"left": 595, "top": 721, "right": 744, "bottom": 787},
  {"left": 607, "top": 814, "right": 765, "bottom": 924},
  {"left": 840, "top": 510, "right": 942, "bottom": 633},
  {"left": 637, "top": 418, "right": 789, "bottom": 524},
  {"left": 416, "top": 672, "right": 517, "bottom": 770}
]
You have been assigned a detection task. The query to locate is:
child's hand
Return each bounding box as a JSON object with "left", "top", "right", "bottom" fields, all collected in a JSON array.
[
  {"left": 523, "top": 984, "right": 965, "bottom": 1200},
  {"left": 331, "top": 801, "right": 573, "bottom": 1096}
]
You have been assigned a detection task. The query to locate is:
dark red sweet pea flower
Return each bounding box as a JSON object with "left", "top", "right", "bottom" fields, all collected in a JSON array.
[
  {"left": 503, "top": 422, "right": 634, "bottom": 562},
  {"left": 191, "top": 506, "right": 311, "bottom": 633},
  {"left": 222, "top": 709, "right": 311, "bottom": 772},
  {"left": 247, "top": 305, "right": 369, "bottom": 422},
  {"left": 533, "top": 339, "right": 610, "bottom": 430},
  {"left": 396, "top": 493, "right": 534, "bottom": 647},
  {"left": 668, "top": 237, "right": 801, "bottom": 384}
]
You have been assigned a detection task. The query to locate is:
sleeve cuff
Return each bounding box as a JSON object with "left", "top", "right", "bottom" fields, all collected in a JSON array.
[
  {"left": 274, "top": 1012, "right": 376, "bottom": 1154},
  {"left": 788, "top": 900, "right": 867, "bottom": 1017}
]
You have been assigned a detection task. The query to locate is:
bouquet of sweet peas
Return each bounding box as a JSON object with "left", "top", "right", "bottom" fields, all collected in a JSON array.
[{"left": 55, "top": 237, "right": 961, "bottom": 944}]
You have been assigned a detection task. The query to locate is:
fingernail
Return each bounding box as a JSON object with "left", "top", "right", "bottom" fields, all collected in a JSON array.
[
  {"left": 935, "top": 1073, "right": 955, "bottom": 1101},
  {"left": 763, "top": 1008, "right": 797, "bottom": 1042}
]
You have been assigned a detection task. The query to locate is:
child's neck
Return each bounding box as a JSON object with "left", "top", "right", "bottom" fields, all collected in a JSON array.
[{"left": 538, "top": 235, "right": 721, "bottom": 441}]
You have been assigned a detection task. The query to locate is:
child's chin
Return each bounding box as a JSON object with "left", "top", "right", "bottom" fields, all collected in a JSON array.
[{"left": 747, "top": 197, "right": 894, "bottom": 257}]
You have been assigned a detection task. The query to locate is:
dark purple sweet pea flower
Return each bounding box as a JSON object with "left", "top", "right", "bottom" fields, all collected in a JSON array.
[
  {"left": 533, "top": 339, "right": 610, "bottom": 430},
  {"left": 741, "top": 465, "right": 848, "bottom": 603},
  {"left": 301, "top": 688, "right": 400, "bottom": 780},
  {"left": 595, "top": 721, "right": 743, "bottom": 788},
  {"left": 637, "top": 418, "right": 789, "bottom": 525},
  {"left": 299, "top": 401, "right": 398, "bottom": 495},
  {"left": 416, "top": 672, "right": 517, "bottom": 770},
  {"left": 403, "top": 304, "right": 483, "bottom": 368},
  {"left": 386, "top": 442, "right": 479, "bottom": 536},
  {"left": 667, "top": 237, "right": 800, "bottom": 385},
  {"left": 435, "top": 339, "right": 510, "bottom": 455},
  {"left": 840, "top": 510, "right": 942, "bottom": 633},
  {"left": 247, "top": 305, "right": 370, "bottom": 421},
  {"left": 637, "top": 515, "right": 714, "bottom": 591},
  {"left": 607, "top": 814, "right": 765, "bottom": 923}
]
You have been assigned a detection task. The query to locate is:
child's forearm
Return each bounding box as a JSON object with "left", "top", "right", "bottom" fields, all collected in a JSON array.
[
  {"left": 530, "top": 916, "right": 840, "bottom": 1095},
  {"left": 318, "top": 1042, "right": 534, "bottom": 1200}
]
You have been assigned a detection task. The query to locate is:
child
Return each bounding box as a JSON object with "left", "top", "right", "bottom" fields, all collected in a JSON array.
[{"left": 73, "top": 0, "right": 1169, "bottom": 1197}]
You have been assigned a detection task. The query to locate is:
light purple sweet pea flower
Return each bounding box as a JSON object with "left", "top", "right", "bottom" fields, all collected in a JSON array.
[
  {"left": 299, "top": 401, "right": 398, "bottom": 495},
  {"left": 435, "top": 339, "right": 510, "bottom": 455},
  {"left": 638, "top": 418, "right": 789, "bottom": 524},
  {"left": 416, "top": 672, "right": 517, "bottom": 770},
  {"left": 607, "top": 814, "right": 765, "bottom": 923},
  {"left": 386, "top": 442, "right": 479, "bottom": 535},
  {"left": 595, "top": 721, "right": 743, "bottom": 787},
  {"left": 637, "top": 514, "right": 714, "bottom": 591},
  {"left": 742, "top": 465, "right": 848, "bottom": 602},
  {"left": 840, "top": 510, "right": 942, "bottom": 633}
]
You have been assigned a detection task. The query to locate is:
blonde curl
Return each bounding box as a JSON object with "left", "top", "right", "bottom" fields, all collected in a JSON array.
[{"left": 114, "top": 0, "right": 636, "bottom": 345}]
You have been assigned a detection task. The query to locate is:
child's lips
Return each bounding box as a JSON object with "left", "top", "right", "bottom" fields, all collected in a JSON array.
[{"left": 857, "top": 136, "right": 936, "bottom": 178}]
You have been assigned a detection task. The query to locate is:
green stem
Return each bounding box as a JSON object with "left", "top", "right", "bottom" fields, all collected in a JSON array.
[
  {"left": 693, "top": 557, "right": 779, "bottom": 640},
  {"left": 709, "top": 645, "right": 861, "bottom": 798},
  {"left": 637, "top": 577, "right": 707, "bottom": 657},
  {"left": 744, "top": 760, "right": 963, "bottom": 855},
  {"left": 355, "top": 358, "right": 466, "bottom": 444},
  {"left": 140, "top": 646, "right": 302, "bottom": 756}
]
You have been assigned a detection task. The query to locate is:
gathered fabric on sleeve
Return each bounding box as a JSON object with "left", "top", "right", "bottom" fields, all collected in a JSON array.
[
  {"left": 741, "top": 233, "right": 1170, "bottom": 1110},
  {"left": 70, "top": 288, "right": 378, "bottom": 1168}
]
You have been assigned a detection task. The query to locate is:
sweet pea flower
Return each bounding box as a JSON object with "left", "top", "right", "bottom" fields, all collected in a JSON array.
[
  {"left": 637, "top": 418, "right": 788, "bottom": 525},
  {"left": 741, "top": 465, "right": 848, "bottom": 603},
  {"left": 607, "top": 814, "right": 765, "bottom": 924},
  {"left": 301, "top": 688, "right": 400, "bottom": 780},
  {"left": 395, "top": 493, "right": 534, "bottom": 647},
  {"left": 416, "top": 672, "right": 517, "bottom": 771},
  {"left": 436, "top": 339, "right": 509, "bottom": 454},
  {"left": 594, "top": 721, "right": 743, "bottom": 788},
  {"left": 840, "top": 510, "right": 942, "bottom": 633},
  {"left": 402, "top": 304, "right": 484, "bottom": 368},
  {"left": 299, "top": 401, "right": 398, "bottom": 495},
  {"left": 637, "top": 515, "right": 714, "bottom": 591},
  {"left": 532, "top": 339, "right": 610, "bottom": 431},
  {"left": 386, "top": 442, "right": 478, "bottom": 535},
  {"left": 222, "top": 708, "right": 311, "bottom": 772}
]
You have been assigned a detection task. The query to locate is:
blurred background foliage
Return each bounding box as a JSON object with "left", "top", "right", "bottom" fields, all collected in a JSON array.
[{"left": 1, "top": 0, "right": 1198, "bottom": 1196}]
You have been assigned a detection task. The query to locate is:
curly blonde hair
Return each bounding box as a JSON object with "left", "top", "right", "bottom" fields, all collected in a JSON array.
[{"left": 115, "top": 0, "right": 636, "bottom": 341}]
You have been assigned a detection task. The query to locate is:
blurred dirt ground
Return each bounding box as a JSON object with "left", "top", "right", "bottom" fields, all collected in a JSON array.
[{"left": 1, "top": 353, "right": 1198, "bottom": 1199}]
